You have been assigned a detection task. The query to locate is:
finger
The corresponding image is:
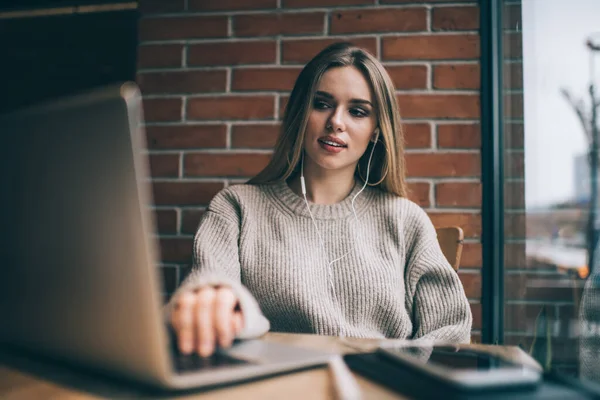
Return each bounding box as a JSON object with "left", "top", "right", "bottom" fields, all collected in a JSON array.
[
  {"left": 232, "top": 311, "right": 244, "bottom": 337},
  {"left": 171, "top": 291, "right": 196, "bottom": 355},
  {"left": 214, "top": 288, "right": 238, "bottom": 348},
  {"left": 195, "top": 287, "right": 216, "bottom": 357}
]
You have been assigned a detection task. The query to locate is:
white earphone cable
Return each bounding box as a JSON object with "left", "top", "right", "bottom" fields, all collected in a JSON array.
[{"left": 300, "top": 132, "right": 379, "bottom": 338}]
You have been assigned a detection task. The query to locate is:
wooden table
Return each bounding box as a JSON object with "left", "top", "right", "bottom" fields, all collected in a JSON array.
[{"left": 0, "top": 333, "right": 540, "bottom": 399}]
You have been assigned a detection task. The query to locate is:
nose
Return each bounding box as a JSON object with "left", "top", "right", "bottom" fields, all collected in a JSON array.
[{"left": 327, "top": 106, "right": 346, "bottom": 132}]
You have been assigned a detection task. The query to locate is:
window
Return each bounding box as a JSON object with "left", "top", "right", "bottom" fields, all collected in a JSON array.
[{"left": 495, "top": 0, "right": 600, "bottom": 382}]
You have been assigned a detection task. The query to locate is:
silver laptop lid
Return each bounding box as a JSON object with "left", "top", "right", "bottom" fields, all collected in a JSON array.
[{"left": 0, "top": 83, "right": 172, "bottom": 384}]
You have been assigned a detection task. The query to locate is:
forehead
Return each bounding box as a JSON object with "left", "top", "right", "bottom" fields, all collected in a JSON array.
[{"left": 316, "top": 66, "right": 373, "bottom": 102}]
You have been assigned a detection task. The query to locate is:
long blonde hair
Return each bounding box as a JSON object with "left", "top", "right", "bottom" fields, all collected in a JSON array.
[{"left": 248, "top": 42, "right": 407, "bottom": 197}]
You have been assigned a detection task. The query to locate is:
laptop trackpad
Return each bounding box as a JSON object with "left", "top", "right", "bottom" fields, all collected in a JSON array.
[
  {"left": 173, "top": 349, "right": 251, "bottom": 374},
  {"left": 224, "top": 339, "right": 330, "bottom": 364}
]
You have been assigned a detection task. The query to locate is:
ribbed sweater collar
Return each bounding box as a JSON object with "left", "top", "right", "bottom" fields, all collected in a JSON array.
[{"left": 264, "top": 179, "right": 378, "bottom": 220}]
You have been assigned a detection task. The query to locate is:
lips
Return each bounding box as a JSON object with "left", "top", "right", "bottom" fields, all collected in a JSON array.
[{"left": 317, "top": 135, "right": 347, "bottom": 148}]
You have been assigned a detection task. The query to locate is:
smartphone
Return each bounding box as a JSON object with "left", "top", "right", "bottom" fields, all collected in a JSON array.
[
  {"left": 377, "top": 345, "right": 541, "bottom": 391},
  {"left": 344, "top": 345, "right": 541, "bottom": 399}
]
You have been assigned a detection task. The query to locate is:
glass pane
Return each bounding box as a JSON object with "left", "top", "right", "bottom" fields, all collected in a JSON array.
[{"left": 503, "top": 0, "right": 600, "bottom": 382}]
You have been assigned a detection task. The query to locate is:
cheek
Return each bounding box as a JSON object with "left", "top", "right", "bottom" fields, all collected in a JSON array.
[
  {"left": 352, "top": 125, "right": 375, "bottom": 149},
  {"left": 352, "top": 139, "right": 372, "bottom": 161},
  {"left": 306, "top": 112, "right": 325, "bottom": 135}
]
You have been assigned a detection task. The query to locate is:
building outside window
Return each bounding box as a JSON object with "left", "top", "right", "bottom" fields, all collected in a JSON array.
[{"left": 495, "top": 0, "right": 600, "bottom": 383}]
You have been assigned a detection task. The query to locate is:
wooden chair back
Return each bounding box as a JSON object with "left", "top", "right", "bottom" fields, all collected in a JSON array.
[{"left": 436, "top": 226, "right": 464, "bottom": 271}]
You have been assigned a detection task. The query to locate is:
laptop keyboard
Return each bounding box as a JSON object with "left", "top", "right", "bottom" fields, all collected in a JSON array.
[{"left": 167, "top": 328, "right": 251, "bottom": 373}]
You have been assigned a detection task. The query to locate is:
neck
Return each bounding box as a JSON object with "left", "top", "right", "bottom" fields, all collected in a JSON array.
[{"left": 288, "top": 165, "right": 357, "bottom": 205}]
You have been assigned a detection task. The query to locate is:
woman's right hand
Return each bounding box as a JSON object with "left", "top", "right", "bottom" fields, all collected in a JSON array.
[{"left": 169, "top": 286, "right": 244, "bottom": 357}]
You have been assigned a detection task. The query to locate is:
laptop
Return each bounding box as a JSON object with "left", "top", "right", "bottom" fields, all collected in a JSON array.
[{"left": 0, "top": 83, "right": 332, "bottom": 390}]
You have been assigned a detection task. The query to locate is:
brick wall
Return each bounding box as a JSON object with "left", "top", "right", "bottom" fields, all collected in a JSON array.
[{"left": 136, "top": 0, "right": 483, "bottom": 339}]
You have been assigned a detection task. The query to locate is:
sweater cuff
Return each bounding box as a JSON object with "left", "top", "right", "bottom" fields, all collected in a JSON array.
[{"left": 164, "top": 274, "right": 270, "bottom": 340}]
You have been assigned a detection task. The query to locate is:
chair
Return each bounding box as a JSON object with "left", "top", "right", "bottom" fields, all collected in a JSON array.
[{"left": 436, "top": 226, "right": 464, "bottom": 271}]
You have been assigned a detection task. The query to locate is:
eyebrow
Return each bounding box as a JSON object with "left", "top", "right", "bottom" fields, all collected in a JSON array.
[{"left": 315, "top": 91, "right": 373, "bottom": 107}]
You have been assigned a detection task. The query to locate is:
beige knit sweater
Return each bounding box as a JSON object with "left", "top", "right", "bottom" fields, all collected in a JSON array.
[{"left": 169, "top": 180, "right": 472, "bottom": 343}]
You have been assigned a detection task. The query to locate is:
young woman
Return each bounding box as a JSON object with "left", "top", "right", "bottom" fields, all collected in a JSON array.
[{"left": 167, "top": 43, "right": 472, "bottom": 357}]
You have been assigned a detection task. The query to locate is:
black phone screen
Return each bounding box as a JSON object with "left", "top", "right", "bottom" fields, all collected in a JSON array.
[{"left": 384, "top": 346, "right": 522, "bottom": 371}]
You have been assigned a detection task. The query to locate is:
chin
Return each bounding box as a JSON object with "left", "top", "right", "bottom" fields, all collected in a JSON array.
[
  {"left": 315, "top": 159, "right": 355, "bottom": 173},
  {"left": 306, "top": 147, "right": 357, "bottom": 171}
]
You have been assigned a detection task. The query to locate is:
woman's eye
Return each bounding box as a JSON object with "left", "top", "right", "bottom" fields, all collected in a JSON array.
[
  {"left": 350, "top": 108, "right": 368, "bottom": 117},
  {"left": 313, "top": 100, "right": 330, "bottom": 110}
]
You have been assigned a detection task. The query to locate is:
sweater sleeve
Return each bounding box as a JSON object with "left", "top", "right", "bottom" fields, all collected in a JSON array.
[
  {"left": 164, "top": 189, "right": 270, "bottom": 339},
  {"left": 404, "top": 205, "right": 472, "bottom": 344}
]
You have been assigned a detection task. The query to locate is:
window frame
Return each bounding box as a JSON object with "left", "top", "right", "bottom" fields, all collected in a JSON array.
[{"left": 480, "top": 0, "right": 506, "bottom": 345}]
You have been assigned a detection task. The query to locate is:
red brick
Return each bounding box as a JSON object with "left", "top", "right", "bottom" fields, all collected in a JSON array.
[
  {"left": 505, "top": 32, "right": 522, "bottom": 59},
  {"left": 139, "top": 16, "right": 228, "bottom": 41},
  {"left": 137, "top": 44, "right": 182, "bottom": 69},
  {"left": 504, "top": 3, "right": 522, "bottom": 31},
  {"left": 139, "top": 0, "right": 184, "bottom": 14},
  {"left": 458, "top": 272, "right": 481, "bottom": 298},
  {"left": 505, "top": 274, "right": 581, "bottom": 303},
  {"left": 152, "top": 182, "right": 224, "bottom": 206},
  {"left": 330, "top": 8, "right": 426, "bottom": 34},
  {"left": 407, "top": 182, "right": 430, "bottom": 207},
  {"left": 470, "top": 302, "right": 481, "bottom": 329},
  {"left": 282, "top": 37, "right": 377, "bottom": 64},
  {"left": 382, "top": 35, "right": 479, "bottom": 60},
  {"left": 232, "top": 68, "right": 301, "bottom": 91},
  {"left": 524, "top": 280, "right": 584, "bottom": 304},
  {"left": 231, "top": 124, "right": 281, "bottom": 148},
  {"left": 385, "top": 65, "right": 427, "bottom": 89},
  {"left": 143, "top": 98, "right": 182, "bottom": 122},
  {"left": 234, "top": 12, "right": 325, "bottom": 37},
  {"left": 505, "top": 93, "right": 524, "bottom": 118},
  {"left": 155, "top": 209, "right": 177, "bottom": 234},
  {"left": 188, "top": 0, "right": 277, "bottom": 11},
  {"left": 437, "top": 124, "right": 480, "bottom": 149},
  {"left": 505, "top": 212, "right": 526, "bottom": 238},
  {"left": 160, "top": 265, "right": 179, "bottom": 293},
  {"left": 159, "top": 238, "right": 193, "bottom": 264},
  {"left": 279, "top": 95, "right": 289, "bottom": 119},
  {"left": 505, "top": 243, "right": 526, "bottom": 269},
  {"left": 284, "top": 0, "right": 373, "bottom": 7},
  {"left": 187, "top": 96, "right": 275, "bottom": 120},
  {"left": 137, "top": 70, "right": 226, "bottom": 94},
  {"left": 436, "top": 182, "right": 481, "bottom": 208},
  {"left": 188, "top": 41, "right": 276, "bottom": 66},
  {"left": 432, "top": 6, "right": 479, "bottom": 31},
  {"left": 146, "top": 125, "right": 227, "bottom": 149},
  {"left": 505, "top": 122, "right": 524, "bottom": 149},
  {"left": 505, "top": 303, "right": 561, "bottom": 332},
  {"left": 403, "top": 123, "right": 431, "bottom": 149},
  {"left": 397, "top": 94, "right": 480, "bottom": 119},
  {"left": 406, "top": 153, "right": 480, "bottom": 178},
  {"left": 505, "top": 151, "right": 524, "bottom": 178},
  {"left": 433, "top": 64, "right": 480, "bottom": 89},
  {"left": 184, "top": 153, "right": 272, "bottom": 177},
  {"left": 429, "top": 212, "right": 480, "bottom": 238},
  {"left": 181, "top": 209, "right": 206, "bottom": 234},
  {"left": 149, "top": 154, "right": 180, "bottom": 178},
  {"left": 460, "top": 242, "right": 482, "bottom": 268},
  {"left": 504, "top": 62, "right": 523, "bottom": 90},
  {"left": 505, "top": 181, "right": 524, "bottom": 209}
]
